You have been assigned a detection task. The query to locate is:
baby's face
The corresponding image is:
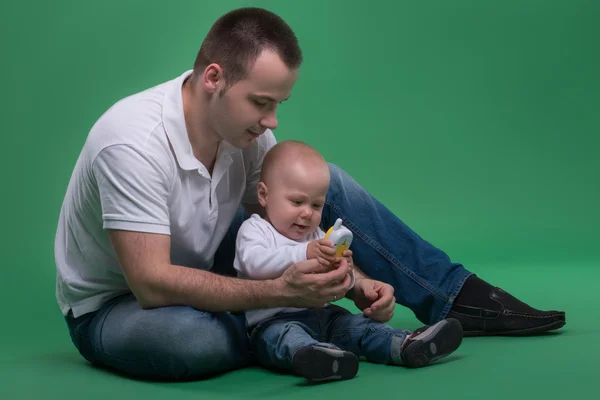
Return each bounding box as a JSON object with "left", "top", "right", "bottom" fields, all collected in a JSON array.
[{"left": 262, "top": 160, "right": 330, "bottom": 240}]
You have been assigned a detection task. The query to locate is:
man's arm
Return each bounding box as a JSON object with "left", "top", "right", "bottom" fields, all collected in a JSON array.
[
  {"left": 109, "top": 229, "right": 285, "bottom": 312},
  {"left": 97, "top": 141, "right": 351, "bottom": 312},
  {"left": 342, "top": 260, "right": 396, "bottom": 322},
  {"left": 109, "top": 229, "right": 353, "bottom": 312},
  {"left": 352, "top": 263, "right": 369, "bottom": 279},
  {"left": 345, "top": 262, "right": 370, "bottom": 300}
]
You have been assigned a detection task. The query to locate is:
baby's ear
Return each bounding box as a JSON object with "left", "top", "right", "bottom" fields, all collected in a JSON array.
[{"left": 257, "top": 182, "right": 268, "bottom": 207}]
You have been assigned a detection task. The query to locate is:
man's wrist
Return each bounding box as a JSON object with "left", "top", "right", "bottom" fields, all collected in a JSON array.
[
  {"left": 352, "top": 264, "right": 368, "bottom": 280},
  {"left": 266, "top": 274, "right": 304, "bottom": 309},
  {"left": 343, "top": 268, "right": 357, "bottom": 300},
  {"left": 263, "top": 277, "right": 286, "bottom": 308},
  {"left": 345, "top": 264, "right": 367, "bottom": 300},
  {"left": 348, "top": 267, "right": 356, "bottom": 290}
]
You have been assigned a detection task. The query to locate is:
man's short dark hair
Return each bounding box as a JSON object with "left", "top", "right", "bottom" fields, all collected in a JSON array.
[{"left": 193, "top": 7, "right": 303, "bottom": 88}]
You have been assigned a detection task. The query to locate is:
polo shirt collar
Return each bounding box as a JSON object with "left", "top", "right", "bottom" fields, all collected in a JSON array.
[{"left": 162, "top": 70, "right": 237, "bottom": 171}]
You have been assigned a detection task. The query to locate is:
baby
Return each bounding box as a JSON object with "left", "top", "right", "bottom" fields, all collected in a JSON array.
[{"left": 234, "top": 140, "right": 463, "bottom": 382}]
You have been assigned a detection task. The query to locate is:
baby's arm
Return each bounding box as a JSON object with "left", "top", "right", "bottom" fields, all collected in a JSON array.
[{"left": 234, "top": 220, "right": 309, "bottom": 280}]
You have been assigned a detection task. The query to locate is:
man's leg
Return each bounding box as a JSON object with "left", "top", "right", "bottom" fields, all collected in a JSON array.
[
  {"left": 322, "top": 163, "right": 470, "bottom": 325},
  {"left": 323, "top": 163, "right": 565, "bottom": 336},
  {"left": 64, "top": 207, "right": 253, "bottom": 381},
  {"left": 64, "top": 294, "right": 252, "bottom": 381}
]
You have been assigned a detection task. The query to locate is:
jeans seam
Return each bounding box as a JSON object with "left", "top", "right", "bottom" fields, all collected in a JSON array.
[
  {"left": 329, "top": 324, "right": 405, "bottom": 339},
  {"left": 95, "top": 298, "right": 122, "bottom": 356},
  {"left": 328, "top": 327, "right": 365, "bottom": 341},
  {"left": 325, "top": 199, "right": 450, "bottom": 303}
]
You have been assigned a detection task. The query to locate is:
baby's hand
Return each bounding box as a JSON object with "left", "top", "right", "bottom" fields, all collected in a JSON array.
[{"left": 307, "top": 239, "right": 336, "bottom": 267}]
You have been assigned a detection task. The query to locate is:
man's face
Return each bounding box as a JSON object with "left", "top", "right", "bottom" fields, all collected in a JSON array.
[{"left": 209, "top": 49, "right": 299, "bottom": 148}]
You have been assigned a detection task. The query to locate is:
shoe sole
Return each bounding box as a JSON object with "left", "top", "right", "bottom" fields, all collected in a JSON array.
[
  {"left": 463, "top": 319, "right": 566, "bottom": 337},
  {"left": 292, "top": 346, "right": 359, "bottom": 382},
  {"left": 402, "top": 318, "right": 463, "bottom": 368}
]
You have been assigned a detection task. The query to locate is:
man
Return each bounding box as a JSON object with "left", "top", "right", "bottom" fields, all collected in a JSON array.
[{"left": 55, "top": 7, "right": 565, "bottom": 381}]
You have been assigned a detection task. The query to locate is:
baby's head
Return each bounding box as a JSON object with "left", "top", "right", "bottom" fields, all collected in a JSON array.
[{"left": 258, "top": 140, "right": 330, "bottom": 240}]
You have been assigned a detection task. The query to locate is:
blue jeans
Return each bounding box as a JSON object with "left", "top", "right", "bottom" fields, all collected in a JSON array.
[
  {"left": 249, "top": 304, "right": 410, "bottom": 373},
  {"left": 64, "top": 163, "right": 471, "bottom": 380}
]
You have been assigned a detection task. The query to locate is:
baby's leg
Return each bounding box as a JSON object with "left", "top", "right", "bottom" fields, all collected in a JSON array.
[
  {"left": 398, "top": 318, "right": 464, "bottom": 368},
  {"left": 327, "top": 307, "right": 463, "bottom": 368},
  {"left": 250, "top": 312, "right": 358, "bottom": 381}
]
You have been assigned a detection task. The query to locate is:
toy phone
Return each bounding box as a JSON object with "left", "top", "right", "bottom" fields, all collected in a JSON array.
[{"left": 324, "top": 218, "right": 353, "bottom": 258}]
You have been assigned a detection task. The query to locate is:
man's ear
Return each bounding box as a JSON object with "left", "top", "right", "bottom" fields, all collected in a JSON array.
[
  {"left": 257, "top": 182, "right": 268, "bottom": 207},
  {"left": 202, "top": 63, "right": 224, "bottom": 94}
]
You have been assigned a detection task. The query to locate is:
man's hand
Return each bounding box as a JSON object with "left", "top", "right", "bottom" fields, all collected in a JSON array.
[
  {"left": 348, "top": 278, "right": 396, "bottom": 323},
  {"left": 277, "top": 258, "right": 353, "bottom": 308},
  {"left": 307, "top": 239, "right": 336, "bottom": 267}
]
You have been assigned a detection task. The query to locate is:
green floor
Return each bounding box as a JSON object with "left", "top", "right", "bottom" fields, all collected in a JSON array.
[
  {"left": 2, "top": 264, "right": 596, "bottom": 399},
  {"left": 1, "top": 0, "right": 598, "bottom": 398}
]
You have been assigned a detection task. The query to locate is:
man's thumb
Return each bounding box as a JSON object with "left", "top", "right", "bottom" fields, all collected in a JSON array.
[{"left": 366, "top": 287, "right": 378, "bottom": 300}]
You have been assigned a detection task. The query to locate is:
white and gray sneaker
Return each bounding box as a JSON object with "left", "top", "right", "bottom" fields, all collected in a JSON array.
[
  {"left": 291, "top": 345, "right": 359, "bottom": 382},
  {"left": 400, "top": 318, "right": 464, "bottom": 368}
]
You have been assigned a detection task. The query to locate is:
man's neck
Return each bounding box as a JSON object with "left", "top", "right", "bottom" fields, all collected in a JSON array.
[{"left": 182, "top": 76, "right": 221, "bottom": 173}]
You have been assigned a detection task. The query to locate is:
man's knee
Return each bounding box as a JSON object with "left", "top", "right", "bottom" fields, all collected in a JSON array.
[
  {"left": 155, "top": 311, "right": 251, "bottom": 380},
  {"left": 93, "top": 303, "right": 251, "bottom": 381},
  {"left": 326, "top": 162, "right": 363, "bottom": 194},
  {"left": 327, "top": 162, "right": 345, "bottom": 184}
]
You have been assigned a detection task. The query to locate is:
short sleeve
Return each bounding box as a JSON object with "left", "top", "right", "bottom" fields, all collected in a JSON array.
[
  {"left": 92, "top": 144, "right": 172, "bottom": 234},
  {"left": 242, "top": 130, "right": 277, "bottom": 204}
]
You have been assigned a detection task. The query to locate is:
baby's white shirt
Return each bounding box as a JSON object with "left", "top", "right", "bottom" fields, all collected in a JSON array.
[{"left": 233, "top": 214, "right": 355, "bottom": 327}]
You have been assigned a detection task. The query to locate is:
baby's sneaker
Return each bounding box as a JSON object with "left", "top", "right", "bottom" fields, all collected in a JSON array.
[
  {"left": 292, "top": 345, "right": 359, "bottom": 382},
  {"left": 401, "top": 318, "right": 463, "bottom": 368}
]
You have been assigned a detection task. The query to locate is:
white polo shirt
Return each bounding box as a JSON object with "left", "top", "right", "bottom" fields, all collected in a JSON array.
[{"left": 54, "top": 70, "right": 276, "bottom": 318}]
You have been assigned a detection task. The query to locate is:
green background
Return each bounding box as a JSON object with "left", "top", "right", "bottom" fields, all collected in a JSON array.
[{"left": 1, "top": 0, "right": 598, "bottom": 398}]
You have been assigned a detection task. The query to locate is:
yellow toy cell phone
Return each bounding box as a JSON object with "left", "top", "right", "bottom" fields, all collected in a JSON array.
[{"left": 324, "top": 218, "right": 353, "bottom": 258}]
